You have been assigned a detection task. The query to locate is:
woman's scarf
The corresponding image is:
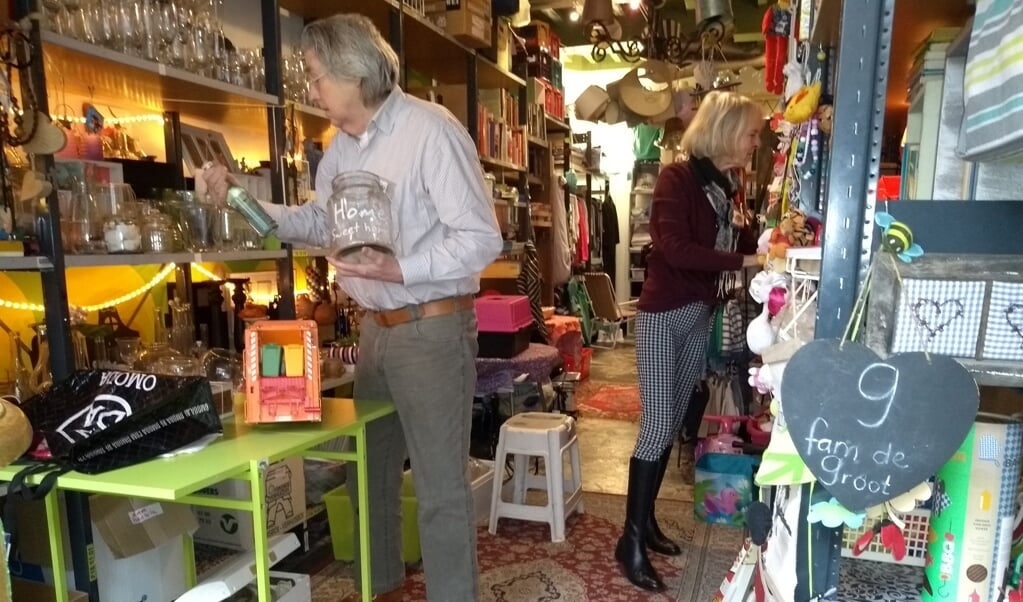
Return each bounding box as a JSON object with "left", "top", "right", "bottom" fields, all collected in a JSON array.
[{"left": 689, "top": 156, "right": 740, "bottom": 252}]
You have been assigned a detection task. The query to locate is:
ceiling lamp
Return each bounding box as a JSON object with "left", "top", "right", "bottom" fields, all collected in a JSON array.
[{"left": 583, "top": 0, "right": 736, "bottom": 66}]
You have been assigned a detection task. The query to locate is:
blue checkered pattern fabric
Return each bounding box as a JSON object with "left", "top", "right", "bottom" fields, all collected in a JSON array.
[
  {"left": 891, "top": 279, "right": 986, "bottom": 357},
  {"left": 992, "top": 420, "right": 1023, "bottom": 599},
  {"left": 978, "top": 434, "right": 1000, "bottom": 464},
  {"left": 981, "top": 281, "right": 1023, "bottom": 361}
]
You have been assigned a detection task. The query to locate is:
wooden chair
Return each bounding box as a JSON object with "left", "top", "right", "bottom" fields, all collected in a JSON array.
[{"left": 583, "top": 272, "right": 637, "bottom": 349}]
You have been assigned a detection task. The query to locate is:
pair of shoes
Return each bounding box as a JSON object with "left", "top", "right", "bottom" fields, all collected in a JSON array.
[{"left": 340, "top": 587, "right": 403, "bottom": 602}]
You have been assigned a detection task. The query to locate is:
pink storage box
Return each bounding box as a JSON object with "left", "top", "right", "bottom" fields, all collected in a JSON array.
[{"left": 475, "top": 295, "right": 532, "bottom": 332}]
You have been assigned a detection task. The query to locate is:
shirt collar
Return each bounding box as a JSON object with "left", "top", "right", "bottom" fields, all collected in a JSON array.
[{"left": 368, "top": 86, "right": 403, "bottom": 136}]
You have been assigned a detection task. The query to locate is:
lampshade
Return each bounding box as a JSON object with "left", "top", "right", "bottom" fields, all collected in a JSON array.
[
  {"left": 694, "top": 0, "right": 734, "bottom": 25},
  {"left": 582, "top": 0, "right": 615, "bottom": 25}
]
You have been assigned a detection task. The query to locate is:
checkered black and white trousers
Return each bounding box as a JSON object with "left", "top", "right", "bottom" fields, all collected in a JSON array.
[{"left": 632, "top": 302, "right": 712, "bottom": 461}]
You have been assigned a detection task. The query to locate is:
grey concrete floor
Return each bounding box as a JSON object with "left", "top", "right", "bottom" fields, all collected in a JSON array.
[{"left": 574, "top": 345, "right": 694, "bottom": 502}]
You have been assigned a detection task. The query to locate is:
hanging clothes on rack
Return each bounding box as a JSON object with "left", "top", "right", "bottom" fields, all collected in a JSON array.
[
  {"left": 601, "top": 195, "right": 620, "bottom": 284},
  {"left": 550, "top": 182, "right": 572, "bottom": 287},
  {"left": 516, "top": 233, "right": 549, "bottom": 342},
  {"left": 575, "top": 195, "right": 589, "bottom": 263}
]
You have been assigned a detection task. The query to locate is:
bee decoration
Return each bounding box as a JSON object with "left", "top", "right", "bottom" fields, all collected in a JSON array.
[{"left": 875, "top": 211, "right": 924, "bottom": 263}]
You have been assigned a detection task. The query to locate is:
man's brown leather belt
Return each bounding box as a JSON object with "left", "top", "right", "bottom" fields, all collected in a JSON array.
[{"left": 372, "top": 295, "right": 474, "bottom": 328}]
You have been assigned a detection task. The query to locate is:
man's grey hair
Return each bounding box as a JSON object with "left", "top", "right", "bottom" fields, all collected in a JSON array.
[{"left": 300, "top": 14, "right": 400, "bottom": 107}]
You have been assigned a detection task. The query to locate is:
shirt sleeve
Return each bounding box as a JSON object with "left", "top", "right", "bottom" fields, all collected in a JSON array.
[
  {"left": 651, "top": 165, "right": 744, "bottom": 272},
  {"left": 398, "top": 117, "right": 504, "bottom": 287},
  {"left": 255, "top": 143, "right": 340, "bottom": 248}
]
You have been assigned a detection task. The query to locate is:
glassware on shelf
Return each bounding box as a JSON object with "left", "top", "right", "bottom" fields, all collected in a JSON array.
[
  {"left": 134, "top": 340, "right": 182, "bottom": 371},
  {"left": 180, "top": 203, "right": 215, "bottom": 251},
  {"left": 29, "top": 323, "right": 52, "bottom": 394},
  {"left": 327, "top": 171, "right": 394, "bottom": 263},
  {"left": 226, "top": 187, "right": 277, "bottom": 238},
  {"left": 140, "top": 208, "right": 176, "bottom": 253},
  {"left": 67, "top": 179, "right": 106, "bottom": 254},
  {"left": 115, "top": 336, "right": 142, "bottom": 367},
  {"left": 9, "top": 332, "right": 34, "bottom": 402}
]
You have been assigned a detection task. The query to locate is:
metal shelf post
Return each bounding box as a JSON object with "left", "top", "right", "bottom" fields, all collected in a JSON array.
[{"left": 815, "top": 0, "right": 895, "bottom": 339}]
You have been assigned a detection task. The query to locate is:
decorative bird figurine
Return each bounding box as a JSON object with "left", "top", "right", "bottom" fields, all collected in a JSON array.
[{"left": 875, "top": 211, "right": 923, "bottom": 263}]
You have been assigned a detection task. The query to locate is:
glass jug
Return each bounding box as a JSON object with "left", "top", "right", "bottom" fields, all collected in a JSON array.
[{"left": 327, "top": 171, "right": 394, "bottom": 263}]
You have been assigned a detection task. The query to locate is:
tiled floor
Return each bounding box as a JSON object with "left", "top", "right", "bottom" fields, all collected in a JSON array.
[{"left": 573, "top": 343, "right": 693, "bottom": 502}]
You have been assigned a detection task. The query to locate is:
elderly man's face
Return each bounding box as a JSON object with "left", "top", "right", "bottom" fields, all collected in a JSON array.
[{"left": 304, "top": 48, "right": 365, "bottom": 135}]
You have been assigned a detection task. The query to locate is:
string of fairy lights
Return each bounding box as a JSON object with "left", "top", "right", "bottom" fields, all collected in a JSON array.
[{"left": 0, "top": 263, "right": 222, "bottom": 313}]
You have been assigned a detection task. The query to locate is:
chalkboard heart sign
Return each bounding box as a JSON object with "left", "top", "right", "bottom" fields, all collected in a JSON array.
[{"left": 781, "top": 339, "right": 979, "bottom": 512}]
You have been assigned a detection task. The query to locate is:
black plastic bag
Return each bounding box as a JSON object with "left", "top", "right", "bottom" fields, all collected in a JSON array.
[{"left": 18, "top": 370, "right": 222, "bottom": 474}]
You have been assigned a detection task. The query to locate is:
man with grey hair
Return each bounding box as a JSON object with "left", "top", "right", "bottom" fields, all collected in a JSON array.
[{"left": 204, "top": 13, "right": 503, "bottom": 602}]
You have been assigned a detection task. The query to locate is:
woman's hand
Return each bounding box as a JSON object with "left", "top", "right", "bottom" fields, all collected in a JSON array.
[{"left": 742, "top": 254, "right": 763, "bottom": 268}]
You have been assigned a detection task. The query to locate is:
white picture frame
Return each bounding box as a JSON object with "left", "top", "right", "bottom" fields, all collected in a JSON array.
[{"left": 180, "top": 124, "right": 240, "bottom": 177}]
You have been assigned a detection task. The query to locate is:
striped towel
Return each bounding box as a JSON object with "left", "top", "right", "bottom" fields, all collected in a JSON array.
[{"left": 958, "top": 1, "right": 1023, "bottom": 161}]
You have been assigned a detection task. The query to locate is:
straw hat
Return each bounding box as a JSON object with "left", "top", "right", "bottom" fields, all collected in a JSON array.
[
  {"left": 0, "top": 396, "right": 33, "bottom": 468},
  {"left": 19, "top": 111, "right": 68, "bottom": 155},
  {"left": 18, "top": 171, "right": 53, "bottom": 202},
  {"left": 619, "top": 61, "right": 674, "bottom": 118}
]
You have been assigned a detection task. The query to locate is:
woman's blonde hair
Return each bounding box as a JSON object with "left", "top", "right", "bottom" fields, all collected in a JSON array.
[{"left": 679, "top": 91, "right": 764, "bottom": 162}]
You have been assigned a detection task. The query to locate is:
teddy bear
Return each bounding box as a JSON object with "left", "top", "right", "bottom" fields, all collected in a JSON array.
[{"left": 767, "top": 209, "right": 816, "bottom": 266}]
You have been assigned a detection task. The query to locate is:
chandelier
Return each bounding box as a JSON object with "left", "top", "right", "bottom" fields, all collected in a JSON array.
[{"left": 582, "top": 0, "right": 735, "bottom": 66}]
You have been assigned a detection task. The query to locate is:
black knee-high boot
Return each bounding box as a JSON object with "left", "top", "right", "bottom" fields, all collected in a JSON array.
[
  {"left": 646, "top": 448, "right": 682, "bottom": 556},
  {"left": 615, "top": 457, "right": 666, "bottom": 592}
]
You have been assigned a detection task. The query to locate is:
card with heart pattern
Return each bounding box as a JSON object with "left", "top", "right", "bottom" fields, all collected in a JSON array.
[
  {"left": 890, "top": 278, "right": 986, "bottom": 357},
  {"left": 981, "top": 281, "right": 1023, "bottom": 361}
]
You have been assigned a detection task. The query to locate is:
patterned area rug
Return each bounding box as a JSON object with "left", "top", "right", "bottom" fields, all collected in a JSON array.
[
  {"left": 576, "top": 383, "right": 642, "bottom": 422},
  {"left": 309, "top": 491, "right": 744, "bottom": 601}
]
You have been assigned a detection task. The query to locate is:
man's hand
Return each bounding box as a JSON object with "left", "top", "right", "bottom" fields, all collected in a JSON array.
[
  {"left": 201, "top": 162, "right": 239, "bottom": 207},
  {"left": 327, "top": 247, "right": 404, "bottom": 283}
]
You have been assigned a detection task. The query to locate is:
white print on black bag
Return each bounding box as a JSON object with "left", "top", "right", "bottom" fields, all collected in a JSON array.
[
  {"left": 54, "top": 373, "right": 158, "bottom": 444},
  {"left": 19, "top": 370, "right": 223, "bottom": 474}
]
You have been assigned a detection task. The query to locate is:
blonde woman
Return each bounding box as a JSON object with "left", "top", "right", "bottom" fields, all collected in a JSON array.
[{"left": 617, "top": 91, "right": 763, "bottom": 592}]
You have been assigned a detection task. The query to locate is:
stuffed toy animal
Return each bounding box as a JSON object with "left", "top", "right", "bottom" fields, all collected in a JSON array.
[
  {"left": 762, "top": 1, "right": 792, "bottom": 95},
  {"left": 767, "top": 209, "right": 815, "bottom": 262}
]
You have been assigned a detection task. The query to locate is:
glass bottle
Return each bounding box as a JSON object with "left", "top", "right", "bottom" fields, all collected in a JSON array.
[
  {"left": 226, "top": 187, "right": 278, "bottom": 237},
  {"left": 29, "top": 324, "right": 51, "bottom": 394},
  {"left": 327, "top": 171, "right": 394, "bottom": 263},
  {"left": 68, "top": 179, "right": 106, "bottom": 254},
  {"left": 9, "top": 332, "right": 34, "bottom": 401}
]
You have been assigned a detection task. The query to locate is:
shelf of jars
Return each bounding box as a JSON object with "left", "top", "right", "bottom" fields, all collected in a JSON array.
[
  {"left": 39, "top": 31, "right": 277, "bottom": 133},
  {"left": 0, "top": 256, "right": 54, "bottom": 271},
  {"left": 60, "top": 249, "right": 288, "bottom": 268}
]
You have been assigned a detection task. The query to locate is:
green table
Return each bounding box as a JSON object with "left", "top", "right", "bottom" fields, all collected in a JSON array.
[{"left": 0, "top": 397, "right": 395, "bottom": 602}]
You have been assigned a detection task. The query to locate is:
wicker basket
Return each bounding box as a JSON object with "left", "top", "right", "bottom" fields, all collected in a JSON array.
[{"left": 840, "top": 508, "right": 931, "bottom": 567}]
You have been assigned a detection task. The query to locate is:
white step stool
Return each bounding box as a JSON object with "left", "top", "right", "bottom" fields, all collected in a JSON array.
[{"left": 488, "top": 412, "right": 584, "bottom": 542}]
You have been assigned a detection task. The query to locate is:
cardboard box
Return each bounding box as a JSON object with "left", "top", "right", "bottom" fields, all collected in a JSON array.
[
  {"left": 223, "top": 571, "right": 310, "bottom": 602},
  {"left": 92, "top": 525, "right": 188, "bottom": 602},
  {"left": 427, "top": 0, "right": 492, "bottom": 48},
  {"left": 176, "top": 533, "right": 300, "bottom": 602},
  {"left": 192, "top": 457, "right": 306, "bottom": 551},
  {"left": 7, "top": 494, "right": 192, "bottom": 600},
  {"left": 11, "top": 578, "right": 89, "bottom": 602},
  {"left": 482, "top": 18, "right": 513, "bottom": 71},
  {"left": 90, "top": 495, "right": 198, "bottom": 558}
]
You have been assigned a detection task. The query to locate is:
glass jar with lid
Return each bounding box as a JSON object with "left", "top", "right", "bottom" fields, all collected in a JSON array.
[
  {"left": 327, "top": 171, "right": 394, "bottom": 263},
  {"left": 140, "top": 210, "right": 177, "bottom": 253}
]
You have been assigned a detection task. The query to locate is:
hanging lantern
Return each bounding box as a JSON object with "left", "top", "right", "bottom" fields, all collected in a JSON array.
[
  {"left": 581, "top": 0, "right": 615, "bottom": 25},
  {"left": 694, "top": 0, "right": 735, "bottom": 45}
]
